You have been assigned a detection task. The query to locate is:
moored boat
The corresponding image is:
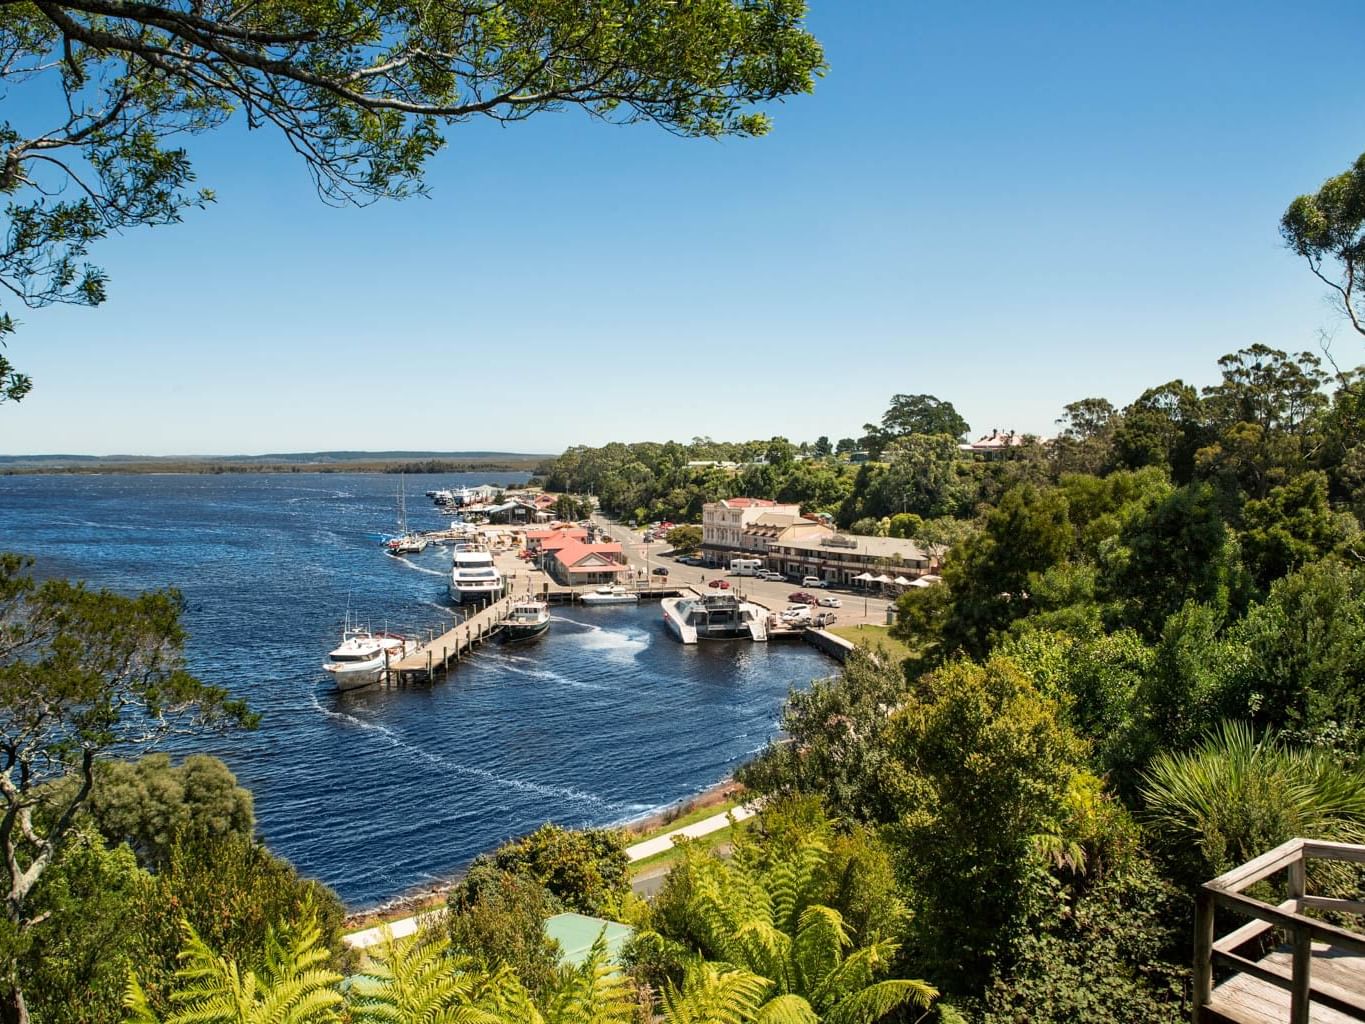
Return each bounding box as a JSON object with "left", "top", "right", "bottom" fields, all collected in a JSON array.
[
  {"left": 500, "top": 599, "right": 550, "bottom": 643},
  {"left": 324, "top": 629, "right": 414, "bottom": 691},
  {"left": 449, "top": 542, "right": 504, "bottom": 603},
  {"left": 580, "top": 585, "right": 639, "bottom": 606},
  {"left": 661, "top": 594, "right": 768, "bottom": 644}
]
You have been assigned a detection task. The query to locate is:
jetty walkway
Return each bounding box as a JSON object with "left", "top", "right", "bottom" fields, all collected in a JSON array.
[{"left": 386, "top": 596, "right": 514, "bottom": 683}]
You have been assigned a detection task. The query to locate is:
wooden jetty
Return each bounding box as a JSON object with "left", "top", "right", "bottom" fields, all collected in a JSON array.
[
  {"left": 1195, "top": 837, "right": 1365, "bottom": 1023},
  {"left": 385, "top": 596, "right": 514, "bottom": 683}
]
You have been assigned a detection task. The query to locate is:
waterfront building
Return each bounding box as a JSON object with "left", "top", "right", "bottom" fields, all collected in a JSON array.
[
  {"left": 483, "top": 499, "right": 545, "bottom": 525},
  {"left": 524, "top": 527, "right": 588, "bottom": 555},
  {"left": 544, "top": 540, "right": 630, "bottom": 585},
  {"left": 766, "top": 533, "right": 934, "bottom": 587},
  {"left": 700, "top": 498, "right": 803, "bottom": 567}
]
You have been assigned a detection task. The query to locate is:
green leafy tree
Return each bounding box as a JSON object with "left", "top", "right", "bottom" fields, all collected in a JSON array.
[
  {"left": 1239, "top": 471, "right": 1348, "bottom": 591},
  {"left": 74, "top": 753, "right": 253, "bottom": 869},
  {"left": 939, "top": 484, "right": 1072, "bottom": 657},
  {"left": 1281, "top": 150, "right": 1365, "bottom": 338},
  {"left": 979, "top": 857, "right": 1186, "bottom": 1024},
  {"left": 17, "top": 825, "right": 147, "bottom": 1024},
  {"left": 864, "top": 394, "right": 970, "bottom": 457},
  {"left": 738, "top": 649, "right": 912, "bottom": 825},
  {"left": 134, "top": 833, "right": 347, "bottom": 1009},
  {"left": 1, "top": 2, "right": 824, "bottom": 397},
  {"left": 0, "top": 554, "right": 253, "bottom": 1024},
  {"left": 666, "top": 526, "right": 703, "bottom": 554},
  {"left": 1222, "top": 558, "right": 1365, "bottom": 745},
  {"left": 475, "top": 824, "right": 629, "bottom": 916},
  {"left": 886, "top": 655, "right": 1089, "bottom": 993},
  {"left": 446, "top": 864, "right": 564, "bottom": 998}
]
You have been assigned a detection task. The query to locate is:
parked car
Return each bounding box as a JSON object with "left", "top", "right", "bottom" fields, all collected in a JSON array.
[
  {"left": 817, "top": 596, "right": 842, "bottom": 608},
  {"left": 788, "top": 591, "right": 816, "bottom": 604},
  {"left": 801, "top": 576, "right": 827, "bottom": 589},
  {"left": 652, "top": 566, "right": 670, "bottom": 576},
  {"left": 708, "top": 579, "right": 731, "bottom": 589},
  {"left": 811, "top": 611, "right": 838, "bottom": 627},
  {"left": 757, "top": 570, "right": 784, "bottom": 581}
]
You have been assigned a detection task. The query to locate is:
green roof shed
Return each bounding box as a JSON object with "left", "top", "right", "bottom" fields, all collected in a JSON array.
[{"left": 545, "top": 912, "right": 635, "bottom": 968}]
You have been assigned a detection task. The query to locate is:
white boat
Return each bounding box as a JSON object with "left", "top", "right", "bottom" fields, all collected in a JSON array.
[
  {"left": 384, "top": 476, "right": 429, "bottom": 555},
  {"left": 500, "top": 599, "right": 551, "bottom": 643},
  {"left": 661, "top": 594, "right": 768, "bottom": 644},
  {"left": 323, "top": 629, "right": 414, "bottom": 691},
  {"left": 449, "top": 543, "right": 504, "bottom": 604},
  {"left": 580, "top": 585, "right": 639, "bottom": 606}
]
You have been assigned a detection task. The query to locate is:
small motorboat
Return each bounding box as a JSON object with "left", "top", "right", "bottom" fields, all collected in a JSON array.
[
  {"left": 580, "top": 585, "right": 639, "bottom": 606},
  {"left": 500, "top": 599, "right": 551, "bottom": 643}
]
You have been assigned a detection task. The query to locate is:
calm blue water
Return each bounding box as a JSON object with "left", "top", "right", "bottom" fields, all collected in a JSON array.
[{"left": 0, "top": 473, "right": 831, "bottom": 907}]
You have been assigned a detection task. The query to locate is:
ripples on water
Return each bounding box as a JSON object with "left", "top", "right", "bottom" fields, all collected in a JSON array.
[{"left": 0, "top": 473, "right": 833, "bottom": 907}]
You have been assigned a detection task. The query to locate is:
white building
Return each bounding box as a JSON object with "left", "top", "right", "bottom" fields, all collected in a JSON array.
[{"left": 701, "top": 498, "right": 802, "bottom": 567}]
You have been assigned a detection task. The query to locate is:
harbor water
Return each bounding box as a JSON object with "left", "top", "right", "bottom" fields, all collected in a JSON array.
[{"left": 0, "top": 473, "right": 833, "bottom": 907}]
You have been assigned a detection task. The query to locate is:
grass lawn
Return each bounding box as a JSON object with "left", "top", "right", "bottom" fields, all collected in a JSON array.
[
  {"left": 830, "top": 624, "right": 912, "bottom": 663},
  {"left": 628, "top": 817, "right": 752, "bottom": 876},
  {"left": 625, "top": 793, "right": 747, "bottom": 845}
]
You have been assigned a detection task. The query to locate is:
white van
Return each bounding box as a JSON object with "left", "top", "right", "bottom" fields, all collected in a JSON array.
[{"left": 730, "top": 558, "right": 763, "bottom": 576}]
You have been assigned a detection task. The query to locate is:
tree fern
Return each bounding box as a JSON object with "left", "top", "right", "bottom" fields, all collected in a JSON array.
[
  {"left": 347, "top": 926, "right": 504, "bottom": 1024},
  {"left": 123, "top": 918, "right": 343, "bottom": 1024}
]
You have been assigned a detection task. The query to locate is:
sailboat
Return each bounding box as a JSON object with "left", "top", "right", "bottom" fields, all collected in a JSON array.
[{"left": 384, "top": 476, "right": 429, "bottom": 555}]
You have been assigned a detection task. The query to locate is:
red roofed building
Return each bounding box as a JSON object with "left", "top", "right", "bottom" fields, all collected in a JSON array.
[
  {"left": 544, "top": 541, "right": 630, "bottom": 585},
  {"left": 525, "top": 527, "right": 588, "bottom": 555}
]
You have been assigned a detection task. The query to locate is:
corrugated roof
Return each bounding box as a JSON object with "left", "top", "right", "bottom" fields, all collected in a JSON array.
[{"left": 545, "top": 913, "right": 634, "bottom": 967}]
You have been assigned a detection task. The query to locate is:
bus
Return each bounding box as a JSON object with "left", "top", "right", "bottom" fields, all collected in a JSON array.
[{"left": 729, "top": 558, "right": 763, "bottom": 576}]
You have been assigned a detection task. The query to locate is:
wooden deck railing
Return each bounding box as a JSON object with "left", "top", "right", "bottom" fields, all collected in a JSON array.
[{"left": 1195, "top": 837, "right": 1365, "bottom": 1023}]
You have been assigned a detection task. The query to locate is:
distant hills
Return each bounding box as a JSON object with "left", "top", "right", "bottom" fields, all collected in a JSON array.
[{"left": 0, "top": 451, "right": 549, "bottom": 474}]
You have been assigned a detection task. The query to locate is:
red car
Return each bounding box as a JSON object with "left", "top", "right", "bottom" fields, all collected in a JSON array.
[
  {"left": 788, "top": 591, "right": 815, "bottom": 604},
  {"left": 708, "top": 579, "right": 731, "bottom": 589}
]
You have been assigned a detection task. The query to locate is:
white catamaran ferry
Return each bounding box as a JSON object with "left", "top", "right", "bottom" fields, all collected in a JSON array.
[{"left": 448, "top": 543, "right": 504, "bottom": 604}]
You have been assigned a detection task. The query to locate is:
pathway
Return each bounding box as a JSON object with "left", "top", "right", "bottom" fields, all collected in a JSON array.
[{"left": 342, "top": 803, "right": 756, "bottom": 949}]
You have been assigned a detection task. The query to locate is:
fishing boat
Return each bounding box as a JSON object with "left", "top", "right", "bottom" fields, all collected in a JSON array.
[
  {"left": 660, "top": 593, "right": 768, "bottom": 644},
  {"left": 580, "top": 585, "right": 639, "bottom": 606},
  {"left": 449, "top": 542, "right": 504, "bottom": 603},
  {"left": 500, "top": 599, "right": 550, "bottom": 643},
  {"left": 323, "top": 628, "right": 414, "bottom": 691}
]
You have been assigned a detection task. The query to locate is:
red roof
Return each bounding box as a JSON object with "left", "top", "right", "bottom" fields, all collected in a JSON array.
[
  {"left": 551, "top": 541, "right": 625, "bottom": 567},
  {"left": 723, "top": 498, "right": 778, "bottom": 508},
  {"left": 538, "top": 530, "right": 591, "bottom": 551}
]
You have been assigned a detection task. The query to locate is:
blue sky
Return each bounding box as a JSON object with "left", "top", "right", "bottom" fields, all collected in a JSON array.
[{"left": 5, "top": 0, "right": 1365, "bottom": 456}]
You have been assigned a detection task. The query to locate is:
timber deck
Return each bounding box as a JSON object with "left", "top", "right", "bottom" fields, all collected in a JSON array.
[
  {"left": 1195, "top": 838, "right": 1365, "bottom": 1024},
  {"left": 386, "top": 596, "right": 513, "bottom": 682},
  {"left": 1208, "top": 943, "right": 1365, "bottom": 1023}
]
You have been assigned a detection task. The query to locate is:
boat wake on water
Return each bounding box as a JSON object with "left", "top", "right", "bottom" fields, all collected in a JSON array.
[
  {"left": 389, "top": 555, "right": 445, "bottom": 577},
  {"left": 307, "top": 694, "right": 623, "bottom": 812}
]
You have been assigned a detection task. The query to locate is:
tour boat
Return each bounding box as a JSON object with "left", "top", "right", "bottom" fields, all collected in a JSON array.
[
  {"left": 580, "top": 585, "right": 639, "bottom": 606},
  {"left": 500, "top": 599, "right": 551, "bottom": 643},
  {"left": 661, "top": 594, "right": 768, "bottom": 644},
  {"left": 323, "top": 629, "right": 414, "bottom": 691},
  {"left": 449, "top": 543, "right": 504, "bottom": 604}
]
